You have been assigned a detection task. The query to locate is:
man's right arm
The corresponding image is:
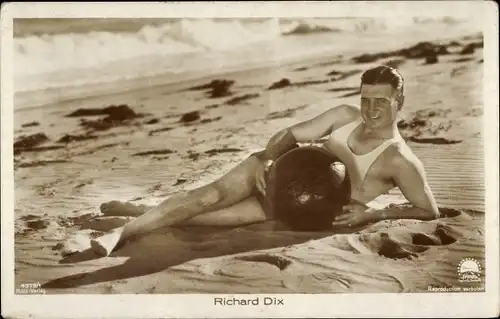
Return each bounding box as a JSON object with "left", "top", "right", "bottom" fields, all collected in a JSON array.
[{"left": 258, "top": 104, "right": 358, "bottom": 162}]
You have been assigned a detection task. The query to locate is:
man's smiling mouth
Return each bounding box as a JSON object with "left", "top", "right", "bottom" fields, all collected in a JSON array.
[{"left": 368, "top": 110, "right": 381, "bottom": 119}]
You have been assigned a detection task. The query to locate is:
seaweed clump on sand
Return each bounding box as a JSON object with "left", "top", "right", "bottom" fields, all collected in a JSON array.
[
  {"left": 57, "top": 134, "right": 98, "bottom": 144},
  {"left": 267, "top": 78, "right": 292, "bottom": 90},
  {"left": 352, "top": 41, "right": 450, "bottom": 64},
  {"left": 188, "top": 79, "right": 236, "bottom": 98},
  {"left": 14, "top": 133, "right": 65, "bottom": 155},
  {"left": 66, "top": 104, "right": 141, "bottom": 131},
  {"left": 14, "top": 133, "right": 49, "bottom": 149},
  {"left": 180, "top": 111, "right": 201, "bottom": 123}
]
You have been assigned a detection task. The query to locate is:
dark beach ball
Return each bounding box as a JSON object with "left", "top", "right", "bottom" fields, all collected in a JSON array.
[{"left": 266, "top": 146, "right": 351, "bottom": 231}]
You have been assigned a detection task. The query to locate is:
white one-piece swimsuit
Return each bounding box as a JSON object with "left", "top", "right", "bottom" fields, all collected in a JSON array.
[{"left": 325, "top": 117, "right": 402, "bottom": 203}]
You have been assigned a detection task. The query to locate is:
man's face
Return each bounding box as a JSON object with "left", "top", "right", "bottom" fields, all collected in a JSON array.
[{"left": 360, "top": 84, "right": 402, "bottom": 129}]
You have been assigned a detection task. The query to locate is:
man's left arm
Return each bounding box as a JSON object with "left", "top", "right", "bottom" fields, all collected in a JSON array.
[
  {"left": 371, "top": 153, "right": 440, "bottom": 222},
  {"left": 332, "top": 149, "right": 441, "bottom": 228}
]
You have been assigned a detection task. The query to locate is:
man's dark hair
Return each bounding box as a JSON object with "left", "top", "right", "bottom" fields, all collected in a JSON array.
[{"left": 360, "top": 65, "right": 404, "bottom": 94}]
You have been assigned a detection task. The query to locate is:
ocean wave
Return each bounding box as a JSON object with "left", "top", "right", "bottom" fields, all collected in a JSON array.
[
  {"left": 15, "top": 17, "right": 464, "bottom": 79},
  {"left": 13, "top": 17, "right": 476, "bottom": 104},
  {"left": 15, "top": 18, "right": 388, "bottom": 79},
  {"left": 14, "top": 19, "right": 284, "bottom": 78},
  {"left": 281, "top": 20, "right": 342, "bottom": 36}
]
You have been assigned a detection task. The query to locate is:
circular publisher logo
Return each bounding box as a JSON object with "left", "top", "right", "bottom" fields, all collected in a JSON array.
[{"left": 457, "top": 258, "right": 482, "bottom": 283}]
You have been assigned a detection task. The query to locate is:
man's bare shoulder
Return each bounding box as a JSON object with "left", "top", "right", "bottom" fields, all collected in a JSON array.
[
  {"left": 335, "top": 103, "right": 361, "bottom": 117},
  {"left": 386, "top": 142, "right": 426, "bottom": 175},
  {"left": 324, "top": 104, "right": 360, "bottom": 127}
]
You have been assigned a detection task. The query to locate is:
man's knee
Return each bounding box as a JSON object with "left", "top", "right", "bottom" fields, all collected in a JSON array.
[{"left": 193, "top": 183, "right": 228, "bottom": 208}]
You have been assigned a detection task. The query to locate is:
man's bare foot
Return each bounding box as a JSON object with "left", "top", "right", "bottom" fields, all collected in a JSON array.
[
  {"left": 90, "top": 226, "right": 125, "bottom": 256},
  {"left": 100, "top": 201, "right": 150, "bottom": 217}
]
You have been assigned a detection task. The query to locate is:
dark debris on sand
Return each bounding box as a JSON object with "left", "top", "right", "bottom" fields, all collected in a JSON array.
[
  {"left": 397, "top": 109, "right": 461, "bottom": 144},
  {"left": 26, "top": 219, "right": 50, "bottom": 230},
  {"left": 200, "top": 116, "right": 222, "bottom": 124},
  {"left": 314, "top": 56, "right": 344, "bottom": 68},
  {"left": 267, "top": 104, "right": 309, "bottom": 120},
  {"left": 20, "top": 215, "right": 53, "bottom": 231},
  {"left": 397, "top": 118, "right": 427, "bottom": 130},
  {"left": 447, "top": 40, "right": 462, "bottom": 47},
  {"left": 79, "top": 118, "right": 120, "bottom": 131},
  {"left": 267, "top": 78, "right": 292, "bottom": 90},
  {"left": 267, "top": 109, "right": 296, "bottom": 120},
  {"left": 76, "top": 142, "right": 129, "bottom": 156},
  {"left": 145, "top": 118, "right": 160, "bottom": 125},
  {"left": 152, "top": 156, "right": 170, "bottom": 161},
  {"left": 267, "top": 77, "right": 337, "bottom": 89},
  {"left": 187, "top": 151, "right": 200, "bottom": 161},
  {"left": 13, "top": 133, "right": 63, "bottom": 155},
  {"left": 66, "top": 104, "right": 137, "bottom": 118},
  {"left": 293, "top": 66, "right": 309, "bottom": 72},
  {"left": 15, "top": 145, "right": 66, "bottom": 155},
  {"left": 204, "top": 148, "right": 243, "bottom": 156},
  {"left": 294, "top": 79, "right": 330, "bottom": 87},
  {"left": 74, "top": 181, "right": 91, "bottom": 189},
  {"left": 399, "top": 42, "right": 449, "bottom": 59},
  {"left": 180, "top": 111, "right": 201, "bottom": 123},
  {"left": 188, "top": 79, "right": 236, "bottom": 98},
  {"left": 352, "top": 41, "right": 450, "bottom": 64},
  {"left": 415, "top": 108, "right": 450, "bottom": 118},
  {"left": 352, "top": 38, "right": 482, "bottom": 66},
  {"left": 14, "top": 133, "right": 49, "bottom": 149},
  {"left": 57, "top": 134, "right": 98, "bottom": 144},
  {"left": 68, "top": 104, "right": 142, "bottom": 132},
  {"left": 267, "top": 78, "right": 331, "bottom": 90},
  {"left": 16, "top": 160, "right": 69, "bottom": 169},
  {"left": 424, "top": 55, "right": 439, "bottom": 65},
  {"left": 451, "top": 57, "right": 475, "bottom": 63},
  {"left": 132, "top": 149, "right": 176, "bottom": 157},
  {"left": 148, "top": 127, "right": 174, "bottom": 136},
  {"left": 20, "top": 214, "right": 40, "bottom": 221},
  {"left": 268, "top": 71, "right": 359, "bottom": 92},
  {"left": 21, "top": 121, "right": 40, "bottom": 128},
  {"left": 352, "top": 53, "right": 384, "bottom": 64},
  {"left": 225, "top": 93, "right": 260, "bottom": 105},
  {"left": 328, "top": 86, "right": 359, "bottom": 93},
  {"left": 56, "top": 212, "right": 97, "bottom": 228},
  {"left": 397, "top": 109, "right": 449, "bottom": 131},
  {"left": 173, "top": 178, "right": 188, "bottom": 186},
  {"left": 460, "top": 41, "right": 483, "bottom": 55},
  {"left": 407, "top": 136, "right": 462, "bottom": 145}
]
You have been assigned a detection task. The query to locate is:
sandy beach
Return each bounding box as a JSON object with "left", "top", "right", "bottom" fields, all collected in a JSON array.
[{"left": 12, "top": 18, "right": 486, "bottom": 294}]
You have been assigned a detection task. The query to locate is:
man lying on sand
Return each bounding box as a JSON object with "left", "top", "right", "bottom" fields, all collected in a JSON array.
[{"left": 91, "top": 65, "right": 440, "bottom": 256}]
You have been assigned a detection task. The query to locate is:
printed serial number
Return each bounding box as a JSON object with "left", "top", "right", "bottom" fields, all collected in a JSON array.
[{"left": 16, "top": 282, "right": 46, "bottom": 294}]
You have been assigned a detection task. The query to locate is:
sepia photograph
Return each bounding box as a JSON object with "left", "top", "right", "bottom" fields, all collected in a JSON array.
[{"left": 2, "top": 1, "right": 498, "bottom": 318}]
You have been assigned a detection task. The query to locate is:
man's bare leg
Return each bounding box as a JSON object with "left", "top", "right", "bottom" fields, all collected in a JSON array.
[
  {"left": 100, "top": 197, "right": 266, "bottom": 227},
  {"left": 90, "top": 153, "right": 264, "bottom": 256}
]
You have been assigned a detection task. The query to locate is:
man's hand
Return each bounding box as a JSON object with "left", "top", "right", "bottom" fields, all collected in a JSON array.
[
  {"left": 332, "top": 202, "right": 376, "bottom": 227},
  {"left": 255, "top": 159, "right": 272, "bottom": 196},
  {"left": 255, "top": 104, "right": 358, "bottom": 197}
]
